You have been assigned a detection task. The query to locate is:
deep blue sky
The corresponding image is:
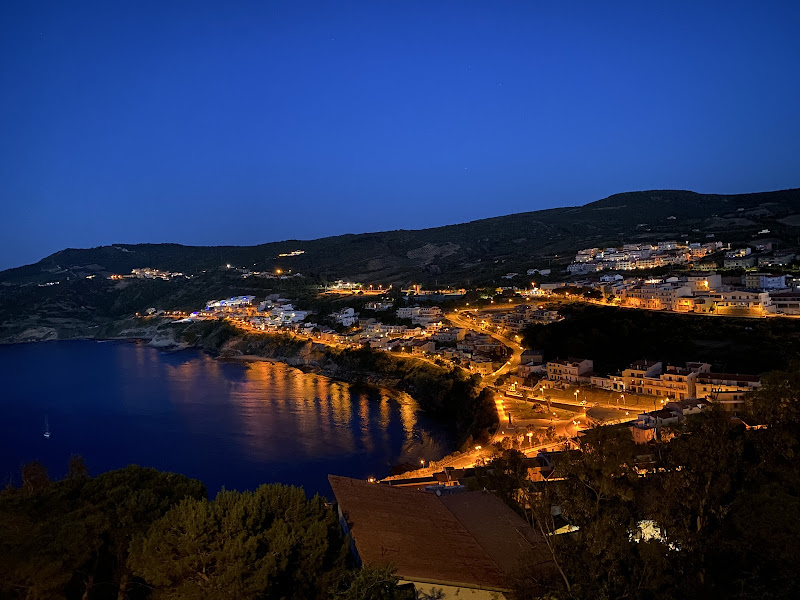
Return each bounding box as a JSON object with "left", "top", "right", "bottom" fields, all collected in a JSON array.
[{"left": 2, "top": 1, "right": 799, "bottom": 270}]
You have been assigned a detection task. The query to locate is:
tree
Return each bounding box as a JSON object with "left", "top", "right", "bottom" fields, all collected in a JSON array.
[
  {"left": 539, "top": 427, "right": 665, "bottom": 599},
  {"left": 0, "top": 463, "right": 206, "bottom": 600},
  {"left": 335, "top": 564, "right": 412, "bottom": 600},
  {"left": 128, "top": 484, "right": 348, "bottom": 600},
  {"left": 745, "top": 359, "right": 800, "bottom": 428},
  {"left": 21, "top": 460, "right": 49, "bottom": 493},
  {"left": 0, "top": 465, "right": 96, "bottom": 600},
  {"left": 470, "top": 450, "right": 529, "bottom": 513},
  {"left": 82, "top": 465, "right": 206, "bottom": 600},
  {"left": 67, "top": 454, "right": 89, "bottom": 479}
]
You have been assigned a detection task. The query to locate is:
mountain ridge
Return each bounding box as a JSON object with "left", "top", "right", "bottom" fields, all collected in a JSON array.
[{"left": 3, "top": 187, "right": 799, "bottom": 285}]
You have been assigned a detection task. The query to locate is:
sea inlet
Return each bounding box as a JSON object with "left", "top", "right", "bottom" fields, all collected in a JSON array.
[{"left": 0, "top": 340, "right": 450, "bottom": 497}]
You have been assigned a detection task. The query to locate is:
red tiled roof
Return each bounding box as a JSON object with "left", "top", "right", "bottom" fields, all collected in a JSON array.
[{"left": 328, "top": 476, "right": 551, "bottom": 591}]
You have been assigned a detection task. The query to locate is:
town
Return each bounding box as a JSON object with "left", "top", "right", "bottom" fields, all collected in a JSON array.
[{"left": 164, "top": 278, "right": 767, "bottom": 461}]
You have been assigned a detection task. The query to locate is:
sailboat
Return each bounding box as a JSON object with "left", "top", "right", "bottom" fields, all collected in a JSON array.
[{"left": 43, "top": 415, "right": 51, "bottom": 439}]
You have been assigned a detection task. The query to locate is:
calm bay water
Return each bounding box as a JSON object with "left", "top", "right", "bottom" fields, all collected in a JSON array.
[{"left": 0, "top": 340, "right": 450, "bottom": 497}]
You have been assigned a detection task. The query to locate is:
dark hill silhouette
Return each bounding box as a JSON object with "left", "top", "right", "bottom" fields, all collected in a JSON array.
[{"left": 2, "top": 188, "right": 799, "bottom": 285}]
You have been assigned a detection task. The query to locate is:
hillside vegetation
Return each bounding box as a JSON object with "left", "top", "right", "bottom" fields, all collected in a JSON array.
[
  {"left": 523, "top": 303, "right": 800, "bottom": 375},
  {"left": 0, "top": 462, "right": 405, "bottom": 600},
  {"left": 3, "top": 188, "right": 799, "bottom": 286}
]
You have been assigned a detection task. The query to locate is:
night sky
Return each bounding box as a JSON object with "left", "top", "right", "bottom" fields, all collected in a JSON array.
[{"left": 2, "top": 1, "right": 799, "bottom": 271}]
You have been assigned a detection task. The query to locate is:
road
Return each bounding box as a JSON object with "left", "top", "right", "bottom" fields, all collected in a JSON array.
[
  {"left": 445, "top": 310, "right": 526, "bottom": 428},
  {"left": 445, "top": 310, "right": 524, "bottom": 385}
]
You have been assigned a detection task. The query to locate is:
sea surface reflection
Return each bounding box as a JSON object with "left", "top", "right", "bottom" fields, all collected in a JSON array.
[{"left": 0, "top": 340, "right": 450, "bottom": 496}]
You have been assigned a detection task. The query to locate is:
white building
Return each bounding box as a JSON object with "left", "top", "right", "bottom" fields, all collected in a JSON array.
[
  {"left": 743, "top": 272, "right": 787, "bottom": 290},
  {"left": 206, "top": 295, "right": 256, "bottom": 309},
  {"left": 365, "top": 301, "right": 394, "bottom": 311},
  {"left": 546, "top": 358, "right": 593, "bottom": 384},
  {"left": 433, "top": 327, "right": 466, "bottom": 343},
  {"left": 331, "top": 307, "right": 359, "bottom": 327},
  {"left": 396, "top": 306, "right": 443, "bottom": 324}
]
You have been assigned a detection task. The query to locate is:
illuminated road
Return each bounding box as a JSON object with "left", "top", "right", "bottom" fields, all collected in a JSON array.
[{"left": 445, "top": 310, "right": 524, "bottom": 385}]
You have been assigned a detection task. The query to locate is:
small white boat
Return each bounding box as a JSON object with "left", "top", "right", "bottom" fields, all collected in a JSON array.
[{"left": 44, "top": 416, "right": 51, "bottom": 439}]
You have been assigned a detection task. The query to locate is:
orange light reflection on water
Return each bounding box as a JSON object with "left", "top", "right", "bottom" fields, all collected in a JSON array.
[{"left": 153, "top": 357, "right": 420, "bottom": 464}]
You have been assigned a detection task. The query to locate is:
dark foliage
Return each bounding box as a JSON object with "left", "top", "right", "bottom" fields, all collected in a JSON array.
[
  {"left": 523, "top": 303, "right": 800, "bottom": 375},
  {"left": 491, "top": 367, "right": 800, "bottom": 600},
  {"left": 0, "top": 463, "right": 407, "bottom": 600}
]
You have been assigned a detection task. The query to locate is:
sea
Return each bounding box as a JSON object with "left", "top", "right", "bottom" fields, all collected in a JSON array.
[{"left": 0, "top": 340, "right": 451, "bottom": 497}]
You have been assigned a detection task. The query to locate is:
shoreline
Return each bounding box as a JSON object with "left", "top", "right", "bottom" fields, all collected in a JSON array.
[
  {"left": 220, "top": 353, "right": 280, "bottom": 363},
  {"left": 1, "top": 319, "right": 498, "bottom": 449}
]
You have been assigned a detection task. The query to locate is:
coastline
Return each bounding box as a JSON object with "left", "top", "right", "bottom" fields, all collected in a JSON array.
[
  {"left": 0, "top": 317, "right": 498, "bottom": 451},
  {"left": 224, "top": 354, "right": 280, "bottom": 363}
]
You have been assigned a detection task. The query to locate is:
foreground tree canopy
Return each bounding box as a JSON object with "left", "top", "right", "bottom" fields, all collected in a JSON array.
[{"left": 0, "top": 465, "right": 408, "bottom": 600}]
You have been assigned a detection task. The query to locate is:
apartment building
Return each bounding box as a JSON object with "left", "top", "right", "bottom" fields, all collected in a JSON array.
[
  {"left": 469, "top": 357, "right": 497, "bottom": 375},
  {"left": 743, "top": 272, "right": 787, "bottom": 290},
  {"left": 331, "top": 307, "right": 359, "bottom": 327},
  {"left": 712, "top": 290, "right": 774, "bottom": 316},
  {"left": 723, "top": 255, "right": 757, "bottom": 269},
  {"left": 622, "top": 284, "right": 692, "bottom": 311},
  {"left": 770, "top": 291, "right": 800, "bottom": 315},
  {"left": 678, "top": 273, "right": 722, "bottom": 292},
  {"left": 433, "top": 327, "right": 466, "bottom": 343},
  {"left": 622, "top": 360, "right": 711, "bottom": 400},
  {"left": 546, "top": 358, "right": 593, "bottom": 384},
  {"left": 758, "top": 252, "right": 795, "bottom": 267},
  {"left": 396, "top": 306, "right": 443, "bottom": 324},
  {"left": 695, "top": 373, "right": 762, "bottom": 412}
]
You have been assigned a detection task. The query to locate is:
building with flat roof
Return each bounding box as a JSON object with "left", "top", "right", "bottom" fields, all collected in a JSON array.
[
  {"left": 770, "top": 291, "right": 800, "bottom": 315},
  {"left": 696, "top": 373, "right": 762, "bottom": 412},
  {"left": 546, "top": 358, "right": 593, "bottom": 384},
  {"left": 743, "top": 272, "right": 787, "bottom": 290}
]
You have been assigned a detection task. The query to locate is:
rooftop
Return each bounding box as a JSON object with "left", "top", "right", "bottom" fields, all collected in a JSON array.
[
  {"left": 328, "top": 475, "right": 552, "bottom": 591},
  {"left": 697, "top": 372, "right": 761, "bottom": 383},
  {"left": 549, "top": 357, "right": 590, "bottom": 366},
  {"left": 630, "top": 359, "right": 661, "bottom": 369}
]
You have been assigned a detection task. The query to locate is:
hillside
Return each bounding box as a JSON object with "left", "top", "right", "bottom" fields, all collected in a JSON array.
[
  {"left": 2, "top": 187, "right": 800, "bottom": 343},
  {"left": 3, "top": 188, "right": 800, "bottom": 286}
]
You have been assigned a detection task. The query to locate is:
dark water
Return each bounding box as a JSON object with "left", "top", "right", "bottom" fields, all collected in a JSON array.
[{"left": 0, "top": 341, "right": 450, "bottom": 497}]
